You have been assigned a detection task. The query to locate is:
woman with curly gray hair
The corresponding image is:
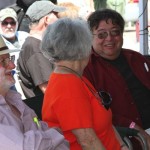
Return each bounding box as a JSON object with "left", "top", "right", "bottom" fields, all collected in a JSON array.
[{"left": 41, "top": 18, "right": 126, "bottom": 150}]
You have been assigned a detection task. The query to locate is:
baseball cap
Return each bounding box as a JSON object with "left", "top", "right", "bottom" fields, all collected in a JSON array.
[
  {"left": 0, "top": 8, "right": 17, "bottom": 22},
  {"left": 26, "top": 1, "right": 66, "bottom": 22},
  {"left": 0, "top": 35, "right": 20, "bottom": 55}
]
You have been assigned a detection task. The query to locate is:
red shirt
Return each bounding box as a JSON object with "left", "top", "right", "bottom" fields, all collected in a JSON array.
[{"left": 42, "top": 73, "right": 120, "bottom": 150}]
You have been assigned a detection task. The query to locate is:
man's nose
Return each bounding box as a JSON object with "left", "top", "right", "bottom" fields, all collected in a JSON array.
[{"left": 105, "top": 32, "right": 114, "bottom": 40}]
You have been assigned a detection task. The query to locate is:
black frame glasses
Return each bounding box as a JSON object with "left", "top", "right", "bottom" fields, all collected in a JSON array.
[
  {"left": 98, "top": 91, "right": 112, "bottom": 110},
  {"left": 93, "top": 29, "right": 121, "bottom": 39}
]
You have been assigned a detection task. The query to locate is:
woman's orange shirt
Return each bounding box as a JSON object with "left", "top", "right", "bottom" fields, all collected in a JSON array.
[{"left": 42, "top": 73, "right": 120, "bottom": 150}]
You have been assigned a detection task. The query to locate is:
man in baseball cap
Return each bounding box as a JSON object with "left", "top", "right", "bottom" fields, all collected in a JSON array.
[
  {"left": 26, "top": 1, "right": 65, "bottom": 22},
  {"left": 0, "top": 8, "right": 17, "bottom": 22},
  {"left": 0, "top": 8, "right": 18, "bottom": 39},
  {"left": 17, "top": 1, "right": 65, "bottom": 98}
]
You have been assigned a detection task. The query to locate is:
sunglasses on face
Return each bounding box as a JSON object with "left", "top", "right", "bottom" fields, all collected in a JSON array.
[
  {"left": 93, "top": 29, "right": 121, "bottom": 39},
  {"left": 1, "top": 21, "right": 16, "bottom": 26},
  {"left": 80, "top": 77, "right": 112, "bottom": 110},
  {"left": 98, "top": 91, "right": 112, "bottom": 110}
]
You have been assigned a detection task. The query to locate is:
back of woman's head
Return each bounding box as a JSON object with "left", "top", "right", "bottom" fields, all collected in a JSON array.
[{"left": 41, "top": 17, "right": 92, "bottom": 62}]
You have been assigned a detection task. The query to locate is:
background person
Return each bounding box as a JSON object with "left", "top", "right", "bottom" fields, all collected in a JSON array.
[
  {"left": 0, "top": 7, "right": 29, "bottom": 98},
  {"left": 17, "top": 1, "right": 65, "bottom": 98},
  {"left": 93, "top": 0, "right": 107, "bottom": 10},
  {"left": 107, "top": 0, "right": 126, "bottom": 18},
  {"left": 17, "top": 0, "right": 58, "bottom": 32},
  {"left": 57, "top": 0, "right": 94, "bottom": 20},
  {"left": 0, "top": 8, "right": 29, "bottom": 64},
  {"left": 83, "top": 9, "right": 150, "bottom": 149},
  {"left": 42, "top": 17, "right": 128, "bottom": 150},
  {"left": 0, "top": 35, "right": 69, "bottom": 150},
  {"left": 57, "top": 2, "right": 80, "bottom": 19}
]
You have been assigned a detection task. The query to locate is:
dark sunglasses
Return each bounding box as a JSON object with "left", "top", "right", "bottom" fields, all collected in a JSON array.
[
  {"left": 78, "top": 75, "right": 112, "bottom": 110},
  {"left": 93, "top": 29, "right": 121, "bottom": 39},
  {"left": 98, "top": 91, "right": 112, "bottom": 110},
  {"left": 1, "top": 21, "right": 16, "bottom": 26}
]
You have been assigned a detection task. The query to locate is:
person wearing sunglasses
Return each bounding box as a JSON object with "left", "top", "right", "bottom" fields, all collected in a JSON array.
[
  {"left": 0, "top": 35, "right": 69, "bottom": 150},
  {"left": 41, "top": 17, "right": 129, "bottom": 150},
  {"left": 83, "top": 9, "right": 150, "bottom": 149},
  {"left": 0, "top": 8, "right": 29, "bottom": 58},
  {"left": 0, "top": 8, "right": 29, "bottom": 99}
]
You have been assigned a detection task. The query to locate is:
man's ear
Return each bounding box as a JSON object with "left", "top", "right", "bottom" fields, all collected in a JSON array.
[{"left": 44, "top": 16, "right": 50, "bottom": 26}]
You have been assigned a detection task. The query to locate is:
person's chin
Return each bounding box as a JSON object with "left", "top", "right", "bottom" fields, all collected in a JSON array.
[
  {"left": 105, "top": 48, "right": 117, "bottom": 55},
  {"left": 6, "top": 76, "right": 15, "bottom": 85},
  {"left": 7, "top": 82, "right": 15, "bottom": 90},
  {"left": 3, "top": 33, "right": 15, "bottom": 39},
  {"left": 4, "top": 80, "right": 15, "bottom": 91}
]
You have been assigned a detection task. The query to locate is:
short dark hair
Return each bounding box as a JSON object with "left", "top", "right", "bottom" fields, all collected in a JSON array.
[{"left": 87, "top": 9, "right": 125, "bottom": 33}]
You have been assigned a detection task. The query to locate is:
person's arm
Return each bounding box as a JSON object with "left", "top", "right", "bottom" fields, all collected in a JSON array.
[
  {"left": 38, "top": 82, "right": 48, "bottom": 93},
  {"left": 0, "top": 97, "right": 69, "bottom": 150},
  {"left": 0, "top": 122, "right": 69, "bottom": 150},
  {"left": 72, "top": 128, "right": 105, "bottom": 150},
  {"left": 113, "top": 126, "right": 129, "bottom": 150},
  {"left": 27, "top": 52, "right": 53, "bottom": 93}
]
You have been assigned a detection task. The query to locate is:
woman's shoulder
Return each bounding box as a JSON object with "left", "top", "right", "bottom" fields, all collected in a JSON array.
[
  {"left": 51, "top": 73, "right": 82, "bottom": 83},
  {"left": 49, "top": 73, "right": 85, "bottom": 92}
]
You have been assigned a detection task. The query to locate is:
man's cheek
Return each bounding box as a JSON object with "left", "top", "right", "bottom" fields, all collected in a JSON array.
[{"left": 0, "top": 66, "right": 5, "bottom": 80}]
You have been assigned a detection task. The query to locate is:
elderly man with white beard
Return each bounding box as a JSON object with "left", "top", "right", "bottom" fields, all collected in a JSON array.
[
  {"left": 0, "top": 35, "right": 69, "bottom": 150},
  {"left": 0, "top": 7, "right": 28, "bottom": 98},
  {"left": 0, "top": 8, "right": 28, "bottom": 63}
]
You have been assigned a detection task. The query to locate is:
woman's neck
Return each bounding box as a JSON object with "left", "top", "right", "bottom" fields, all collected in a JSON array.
[{"left": 54, "top": 61, "right": 83, "bottom": 77}]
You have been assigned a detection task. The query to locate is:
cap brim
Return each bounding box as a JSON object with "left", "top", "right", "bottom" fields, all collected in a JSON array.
[
  {"left": 0, "top": 48, "right": 21, "bottom": 55},
  {"left": 0, "top": 15, "right": 17, "bottom": 21}
]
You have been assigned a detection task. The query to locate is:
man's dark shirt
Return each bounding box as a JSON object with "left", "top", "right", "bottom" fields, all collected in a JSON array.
[
  {"left": 105, "top": 54, "right": 150, "bottom": 129},
  {"left": 84, "top": 49, "right": 150, "bottom": 129}
]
